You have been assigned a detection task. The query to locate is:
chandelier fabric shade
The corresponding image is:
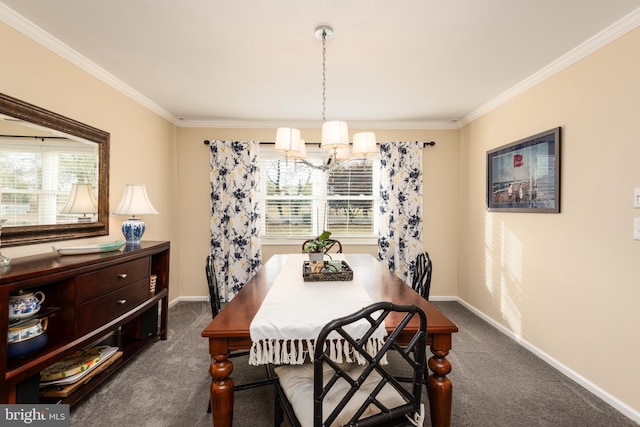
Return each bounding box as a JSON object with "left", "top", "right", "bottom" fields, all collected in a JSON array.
[
  {"left": 288, "top": 139, "right": 306, "bottom": 160},
  {"left": 352, "top": 132, "right": 378, "bottom": 158},
  {"left": 320, "top": 120, "right": 349, "bottom": 148},
  {"left": 327, "top": 144, "right": 350, "bottom": 161},
  {"left": 275, "top": 127, "right": 302, "bottom": 155}
]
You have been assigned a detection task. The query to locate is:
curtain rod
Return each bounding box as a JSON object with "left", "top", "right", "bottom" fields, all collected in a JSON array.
[
  {"left": 203, "top": 140, "right": 435, "bottom": 147},
  {"left": 0, "top": 134, "right": 68, "bottom": 140}
]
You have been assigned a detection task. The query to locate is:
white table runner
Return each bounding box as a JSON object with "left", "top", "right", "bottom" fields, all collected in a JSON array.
[{"left": 249, "top": 254, "right": 386, "bottom": 365}]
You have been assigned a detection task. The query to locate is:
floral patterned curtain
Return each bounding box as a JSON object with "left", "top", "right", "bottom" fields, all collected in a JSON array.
[
  {"left": 378, "top": 141, "right": 424, "bottom": 284},
  {"left": 210, "top": 141, "right": 262, "bottom": 301}
]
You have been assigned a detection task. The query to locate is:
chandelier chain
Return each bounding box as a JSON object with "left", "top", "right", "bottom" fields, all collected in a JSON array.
[{"left": 321, "top": 29, "right": 327, "bottom": 122}]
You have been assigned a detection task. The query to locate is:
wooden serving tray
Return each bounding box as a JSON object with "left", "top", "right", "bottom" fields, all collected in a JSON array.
[{"left": 302, "top": 261, "right": 353, "bottom": 282}]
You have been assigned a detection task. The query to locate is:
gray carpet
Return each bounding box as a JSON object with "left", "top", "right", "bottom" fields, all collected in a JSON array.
[{"left": 70, "top": 301, "right": 637, "bottom": 427}]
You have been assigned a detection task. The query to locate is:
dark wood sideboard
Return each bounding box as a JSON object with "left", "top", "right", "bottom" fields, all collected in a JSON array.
[{"left": 0, "top": 241, "right": 170, "bottom": 406}]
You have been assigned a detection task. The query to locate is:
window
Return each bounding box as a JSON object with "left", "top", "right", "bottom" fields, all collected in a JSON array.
[
  {"left": 259, "top": 144, "right": 379, "bottom": 238},
  {"left": 0, "top": 139, "right": 98, "bottom": 226}
]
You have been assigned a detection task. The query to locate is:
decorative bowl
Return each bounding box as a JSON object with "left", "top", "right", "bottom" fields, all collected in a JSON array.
[
  {"left": 8, "top": 317, "right": 48, "bottom": 343},
  {"left": 7, "top": 331, "right": 48, "bottom": 359}
]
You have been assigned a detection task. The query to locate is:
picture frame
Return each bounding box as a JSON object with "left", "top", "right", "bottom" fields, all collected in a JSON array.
[{"left": 487, "top": 127, "right": 561, "bottom": 213}]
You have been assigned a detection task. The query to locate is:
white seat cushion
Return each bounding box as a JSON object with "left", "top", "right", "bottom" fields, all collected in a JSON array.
[{"left": 275, "top": 362, "right": 406, "bottom": 427}]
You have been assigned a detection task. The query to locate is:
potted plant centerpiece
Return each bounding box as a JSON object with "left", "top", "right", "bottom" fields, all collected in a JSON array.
[{"left": 303, "top": 231, "right": 336, "bottom": 262}]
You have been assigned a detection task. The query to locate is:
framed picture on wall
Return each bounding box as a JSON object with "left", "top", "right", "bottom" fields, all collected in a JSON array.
[{"left": 487, "top": 127, "right": 561, "bottom": 213}]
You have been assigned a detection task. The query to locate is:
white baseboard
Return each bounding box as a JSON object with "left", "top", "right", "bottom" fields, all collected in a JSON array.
[
  {"left": 454, "top": 297, "right": 640, "bottom": 424},
  {"left": 168, "top": 296, "right": 208, "bottom": 308},
  {"left": 427, "top": 295, "right": 458, "bottom": 301}
]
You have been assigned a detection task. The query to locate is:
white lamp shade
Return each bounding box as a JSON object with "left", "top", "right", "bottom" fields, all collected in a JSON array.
[
  {"left": 321, "top": 121, "right": 349, "bottom": 148},
  {"left": 352, "top": 132, "right": 378, "bottom": 158},
  {"left": 288, "top": 139, "right": 307, "bottom": 159},
  {"left": 275, "top": 128, "right": 302, "bottom": 153},
  {"left": 60, "top": 183, "right": 98, "bottom": 215},
  {"left": 113, "top": 184, "right": 159, "bottom": 216}
]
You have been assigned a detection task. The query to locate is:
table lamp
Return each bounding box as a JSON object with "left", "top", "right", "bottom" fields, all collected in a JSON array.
[
  {"left": 113, "top": 184, "right": 158, "bottom": 245},
  {"left": 60, "top": 183, "right": 98, "bottom": 223}
]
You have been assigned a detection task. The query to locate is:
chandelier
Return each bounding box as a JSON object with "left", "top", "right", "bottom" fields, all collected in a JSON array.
[{"left": 275, "top": 26, "right": 377, "bottom": 172}]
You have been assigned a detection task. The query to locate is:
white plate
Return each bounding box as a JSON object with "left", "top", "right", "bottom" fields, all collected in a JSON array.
[{"left": 52, "top": 239, "right": 126, "bottom": 255}]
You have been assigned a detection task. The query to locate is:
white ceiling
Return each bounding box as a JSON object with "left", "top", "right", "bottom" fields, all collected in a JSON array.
[{"left": 1, "top": 1, "right": 639, "bottom": 128}]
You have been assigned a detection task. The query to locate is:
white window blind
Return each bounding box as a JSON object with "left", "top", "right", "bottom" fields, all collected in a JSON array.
[{"left": 259, "top": 144, "right": 379, "bottom": 238}]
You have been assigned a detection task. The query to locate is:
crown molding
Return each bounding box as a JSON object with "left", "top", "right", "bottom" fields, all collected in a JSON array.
[
  {"left": 178, "top": 119, "right": 460, "bottom": 130},
  {"left": 0, "top": 3, "right": 177, "bottom": 124},
  {"left": 460, "top": 6, "right": 640, "bottom": 126}
]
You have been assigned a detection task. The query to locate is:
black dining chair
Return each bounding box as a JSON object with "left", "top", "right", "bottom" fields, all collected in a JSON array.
[
  {"left": 391, "top": 251, "right": 433, "bottom": 388},
  {"left": 272, "top": 301, "right": 428, "bottom": 427},
  {"left": 205, "top": 255, "right": 276, "bottom": 413},
  {"left": 411, "top": 251, "right": 433, "bottom": 301},
  {"left": 301, "top": 239, "right": 343, "bottom": 254}
]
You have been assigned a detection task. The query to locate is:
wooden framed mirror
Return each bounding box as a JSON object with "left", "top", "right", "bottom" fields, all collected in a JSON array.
[{"left": 0, "top": 92, "right": 109, "bottom": 247}]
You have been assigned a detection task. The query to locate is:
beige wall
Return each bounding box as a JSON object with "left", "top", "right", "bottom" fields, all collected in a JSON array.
[
  {"left": 0, "top": 22, "right": 180, "bottom": 302},
  {"left": 176, "top": 127, "right": 459, "bottom": 299},
  {"left": 458, "top": 27, "right": 640, "bottom": 413}
]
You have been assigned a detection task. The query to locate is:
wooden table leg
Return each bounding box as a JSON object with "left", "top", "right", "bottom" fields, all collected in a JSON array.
[
  {"left": 427, "top": 333, "right": 453, "bottom": 427},
  {"left": 209, "top": 352, "right": 234, "bottom": 427}
]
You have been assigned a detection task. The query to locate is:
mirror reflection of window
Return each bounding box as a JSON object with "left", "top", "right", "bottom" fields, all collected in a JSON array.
[{"left": 0, "top": 132, "right": 99, "bottom": 226}]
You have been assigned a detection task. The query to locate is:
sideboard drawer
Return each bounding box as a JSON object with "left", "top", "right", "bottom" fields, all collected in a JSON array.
[
  {"left": 77, "top": 278, "right": 150, "bottom": 336},
  {"left": 77, "top": 257, "right": 150, "bottom": 303}
]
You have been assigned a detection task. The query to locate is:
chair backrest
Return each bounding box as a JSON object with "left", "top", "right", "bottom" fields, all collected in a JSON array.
[
  {"left": 313, "top": 301, "right": 427, "bottom": 427},
  {"left": 411, "top": 251, "right": 432, "bottom": 301},
  {"left": 205, "top": 254, "right": 222, "bottom": 318},
  {"left": 301, "top": 239, "right": 343, "bottom": 254}
]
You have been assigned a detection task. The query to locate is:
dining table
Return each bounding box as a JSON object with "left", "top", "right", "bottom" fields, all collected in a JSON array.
[{"left": 201, "top": 253, "right": 458, "bottom": 427}]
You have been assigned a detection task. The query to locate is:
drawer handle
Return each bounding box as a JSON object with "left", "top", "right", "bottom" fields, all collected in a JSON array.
[
  {"left": 117, "top": 273, "right": 128, "bottom": 279},
  {"left": 117, "top": 299, "right": 127, "bottom": 305}
]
